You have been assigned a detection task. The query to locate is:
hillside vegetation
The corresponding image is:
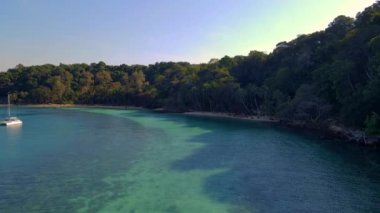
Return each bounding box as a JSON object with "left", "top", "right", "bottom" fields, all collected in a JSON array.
[{"left": 1, "top": 2, "right": 380, "bottom": 134}]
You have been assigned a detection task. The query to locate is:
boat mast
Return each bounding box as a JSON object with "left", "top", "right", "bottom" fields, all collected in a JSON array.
[{"left": 8, "top": 94, "right": 10, "bottom": 117}]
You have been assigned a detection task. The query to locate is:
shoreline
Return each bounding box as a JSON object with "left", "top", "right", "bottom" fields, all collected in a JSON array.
[
  {"left": 183, "top": 111, "right": 280, "bottom": 123},
  {"left": 2, "top": 104, "right": 379, "bottom": 146},
  {"left": 184, "top": 112, "right": 378, "bottom": 146},
  {"left": 0, "top": 104, "right": 143, "bottom": 110}
]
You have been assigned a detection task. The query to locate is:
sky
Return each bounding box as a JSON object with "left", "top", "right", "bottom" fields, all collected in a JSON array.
[{"left": 0, "top": 0, "right": 377, "bottom": 71}]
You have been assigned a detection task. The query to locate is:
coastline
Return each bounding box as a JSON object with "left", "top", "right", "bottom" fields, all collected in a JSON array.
[
  {"left": 183, "top": 111, "right": 279, "bottom": 123},
  {"left": 2, "top": 104, "right": 143, "bottom": 110},
  {"left": 2, "top": 104, "right": 379, "bottom": 146},
  {"left": 22, "top": 104, "right": 76, "bottom": 108},
  {"left": 184, "top": 112, "right": 378, "bottom": 146}
]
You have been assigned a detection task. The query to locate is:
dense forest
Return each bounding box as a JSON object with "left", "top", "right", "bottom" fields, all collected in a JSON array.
[{"left": 1, "top": 2, "right": 380, "bottom": 134}]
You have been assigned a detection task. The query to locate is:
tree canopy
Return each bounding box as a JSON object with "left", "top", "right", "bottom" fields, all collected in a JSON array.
[{"left": 1, "top": 2, "right": 380, "bottom": 134}]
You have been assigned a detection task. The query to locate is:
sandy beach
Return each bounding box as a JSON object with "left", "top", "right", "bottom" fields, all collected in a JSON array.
[
  {"left": 1, "top": 104, "right": 279, "bottom": 123},
  {"left": 183, "top": 111, "right": 279, "bottom": 123},
  {"left": 1, "top": 104, "right": 143, "bottom": 110}
]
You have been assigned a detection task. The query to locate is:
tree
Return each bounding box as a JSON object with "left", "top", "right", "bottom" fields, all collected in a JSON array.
[
  {"left": 326, "top": 15, "right": 354, "bottom": 38},
  {"left": 0, "top": 1, "right": 379, "bottom": 131},
  {"left": 289, "top": 85, "right": 332, "bottom": 123},
  {"left": 78, "top": 71, "right": 94, "bottom": 103}
]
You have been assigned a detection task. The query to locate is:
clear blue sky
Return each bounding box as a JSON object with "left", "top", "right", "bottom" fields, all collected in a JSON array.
[{"left": 0, "top": 0, "right": 376, "bottom": 71}]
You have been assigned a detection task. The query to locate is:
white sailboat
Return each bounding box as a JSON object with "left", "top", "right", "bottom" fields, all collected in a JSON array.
[{"left": 1, "top": 94, "right": 22, "bottom": 126}]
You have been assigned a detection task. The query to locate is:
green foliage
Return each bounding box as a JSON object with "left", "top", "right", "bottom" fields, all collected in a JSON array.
[{"left": 0, "top": 2, "right": 379, "bottom": 129}]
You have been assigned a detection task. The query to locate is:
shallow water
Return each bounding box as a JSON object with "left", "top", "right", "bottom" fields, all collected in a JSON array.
[{"left": 0, "top": 107, "right": 379, "bottom": 212}]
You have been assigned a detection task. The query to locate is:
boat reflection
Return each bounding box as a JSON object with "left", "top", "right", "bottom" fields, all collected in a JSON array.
[{"left": 6, "top": 124, "right": 22, "bottom": 139}]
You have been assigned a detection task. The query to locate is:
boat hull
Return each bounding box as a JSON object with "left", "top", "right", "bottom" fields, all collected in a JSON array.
[
  {"left": 1, "top": 120, "right": 23, "bottom": 126},
  {"left": 0, "top": 121, "right": 22, "bottom": 126}
]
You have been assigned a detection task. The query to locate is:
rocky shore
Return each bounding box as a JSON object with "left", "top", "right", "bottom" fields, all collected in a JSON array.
[
  {"left": 281, "top": 120, "right": 380, "bottom": 147},
  {"left": 2, "top": 105, "right": 379, "bottom": 146},
  {"left": 184, "top": 111, "right": 380, "bottom": 147}
]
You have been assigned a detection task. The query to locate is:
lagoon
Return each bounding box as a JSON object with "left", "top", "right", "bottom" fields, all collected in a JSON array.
[{"left": 0, "top": 107, "right": 380, "bottom": 212}]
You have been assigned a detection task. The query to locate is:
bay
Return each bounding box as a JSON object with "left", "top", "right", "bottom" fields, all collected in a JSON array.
[{"left": 0, "top": 107, "right": 379, "bottom": 212}]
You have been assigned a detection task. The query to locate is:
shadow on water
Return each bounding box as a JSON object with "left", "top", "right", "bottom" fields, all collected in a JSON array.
[
  {"left": 124, "top": 110, "right": 380, "bottom": 212},
  {"left": 155, "top": 115, "right": 380, "bottom": 212},
  {"left": 2, "top": 108, "right": 380, "bottom": 212}
]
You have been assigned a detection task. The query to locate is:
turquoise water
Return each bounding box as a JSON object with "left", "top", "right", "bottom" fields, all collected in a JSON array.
[{"left": 0, "top": 107, "right": 380, "bottom": 213}]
